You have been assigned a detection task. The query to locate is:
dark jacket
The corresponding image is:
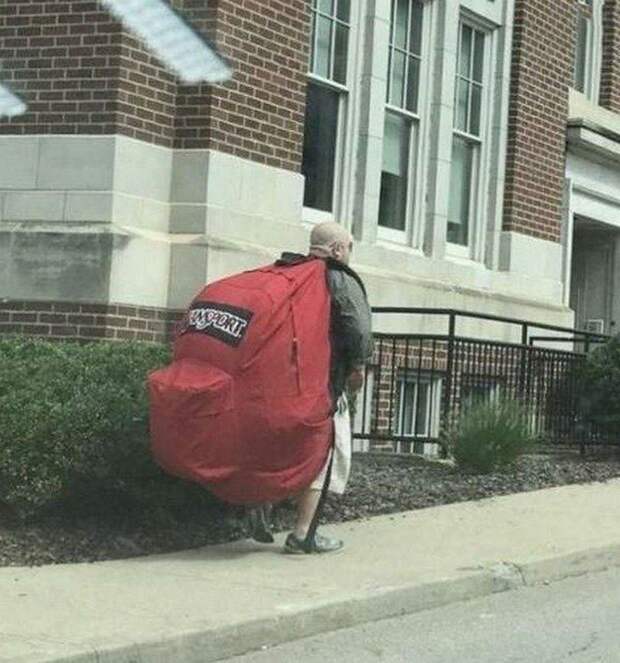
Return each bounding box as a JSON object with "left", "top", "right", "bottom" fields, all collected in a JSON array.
[{"left": 276, "top": 252, "right": 373, "bottom": 401}]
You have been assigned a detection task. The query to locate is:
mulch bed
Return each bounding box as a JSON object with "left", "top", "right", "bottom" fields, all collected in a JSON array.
[{"left": 2, "top": 450, "right": 620, "bottom": 567}]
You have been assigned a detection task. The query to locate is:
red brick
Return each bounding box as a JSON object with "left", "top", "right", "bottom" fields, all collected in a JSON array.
[
  {"left": 503, "top": 0, "right": 578, "bottom": 242},
  {"left": 50, "top": 325, "right": 79, "bottom": 337},
  {"left": 78, "top": 326, "right": 107, "bottom": 338},
  {"left": 67, "top": 314, "right": 96, "bottom": 325},
  {"left": 1, "top": 1, "right": 174, "bottom": 146},
  {"left": 173, "top": 0, "right": 310, "bottom": 170},
  {"left": 116, "top": 329, "right": 138, "bottom": 340},
  {"left": 21, "top": 324, "right": 52, "bottom": 335},
  {"left": 39, "top": 313, "right": 68, "bottom": 324},
  {"left": 11, "top": 312, "right": 38, "bottom": 323}
]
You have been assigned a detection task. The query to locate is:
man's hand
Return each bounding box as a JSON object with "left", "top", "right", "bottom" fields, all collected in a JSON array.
[{"left": 347, "top": 367, "right": 365, "bottom": 393}]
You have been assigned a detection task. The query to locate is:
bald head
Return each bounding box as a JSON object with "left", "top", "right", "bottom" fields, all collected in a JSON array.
[{"left": 309, "top": 222, "right": 353, "bottom": 265}]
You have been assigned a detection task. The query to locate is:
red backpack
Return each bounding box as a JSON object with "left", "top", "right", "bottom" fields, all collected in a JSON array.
[{"left": 148, "top": 257, "right": 334, "bottom": 504}]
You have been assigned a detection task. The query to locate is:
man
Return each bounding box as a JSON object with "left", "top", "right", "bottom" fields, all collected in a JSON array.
[{"left": 249, "top": 222, "right": 373, "bottom": 554}]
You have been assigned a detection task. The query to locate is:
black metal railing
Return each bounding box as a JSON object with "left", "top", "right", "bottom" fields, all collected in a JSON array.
[{"left": 351, "top": 308, "right": 611, "bottom": 454}]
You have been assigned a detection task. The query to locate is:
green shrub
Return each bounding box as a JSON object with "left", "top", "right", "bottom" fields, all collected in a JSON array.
[
  {"left": 444, "top": 398, "right": 535, "bottom": 474},
  {"left": 578, "top": 335, "right": 620, "bottom": 436},
  {"left": 0, "top": 337, "right": 171, "bottom": 518}
]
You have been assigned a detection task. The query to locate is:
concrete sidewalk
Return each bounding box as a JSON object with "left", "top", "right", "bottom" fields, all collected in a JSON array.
[{"left": 3, "top": 480, "right": 620, "bottom": 663}]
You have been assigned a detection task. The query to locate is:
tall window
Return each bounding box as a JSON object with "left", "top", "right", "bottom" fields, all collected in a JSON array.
[
  {"left": 448, "top": 22, "right": 485, "bottom": 249},
  {"left": 574, "top": 8, "right": 591, "bottom": 93},
  {"left": 378, "top": 0, "right": 424, "bottom": 236},
  {"left": 573, "top": 0, "right": 601, "bottom": 102},
  {"left": 302, "top": 0, "right": 351, "bottom": 213}
]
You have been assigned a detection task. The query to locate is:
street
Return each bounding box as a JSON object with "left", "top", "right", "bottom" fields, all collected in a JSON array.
[{"left": 225, "top": 567, "right": 620, "bottom": 663}]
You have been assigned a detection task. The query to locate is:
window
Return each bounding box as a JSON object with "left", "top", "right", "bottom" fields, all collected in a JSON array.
[
  {"left": 379, "top": 113, "right": 411, "bottom": 232},
  {"left": 395, "top": 373, "right": 441, "bottom": 454},
  {"left": 378, "top": 0, "right": 424, "bottom": 238},
  {"left": 460, "top": 376, "right": 501, "bottom": 407},
  {"left": 572, "top": 0, "right": 602, "bottom": 102},
  {"left": 302, "top": 0, "right": 351, "bottom": 213},
  {"left": 447, "top": 22, "right": 485, "bottom": 250},
  {"left": 574, "top": 10, "right": 590, "bottom": 93}
]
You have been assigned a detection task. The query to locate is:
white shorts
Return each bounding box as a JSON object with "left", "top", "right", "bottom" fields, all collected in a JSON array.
[{"left": 311, "top": 394, "right": 351, "bottom": 495}]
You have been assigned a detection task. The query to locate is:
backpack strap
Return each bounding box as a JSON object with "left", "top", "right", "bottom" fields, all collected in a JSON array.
[
  {"left": 274, "top": 252, "right": 317, "bottom": 267},
  {"left": 304, "top": 419, "right": 335, "bottom": 548},
  {"left": 325, "top": 257, "right": 367, "bottom": 297},
  {"left": 274, "top": 253, "right": 367, "bottom": 297}
]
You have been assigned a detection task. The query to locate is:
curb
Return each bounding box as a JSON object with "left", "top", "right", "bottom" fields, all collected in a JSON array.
[{"left": 42, "top": 543, "right": 620, "bottom": 663}]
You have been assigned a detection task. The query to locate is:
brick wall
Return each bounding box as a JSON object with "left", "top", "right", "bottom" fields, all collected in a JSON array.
[
  {"left": 114, "top": 33, "right": 177, "bottom": 145},
  {"left": 503, "top": 0, "right": 579, "bottom": 243},
  {"left": 1, "top": 0, "right": 311, "bottom": 168},
  {"left": 174, "top": 0, "right": 311, "bottom": 171},
  {"left": 1, "top": 1, "right": 189, "bottom": 147},
  {"left": 601, "top": 0, "right": 620, "bottom": 112},
  {"left": 0, "top": 301, "right": 184, "bottom": 344},
  {"left": 0, "top": 1, "right": 120, "bottom": 137}
]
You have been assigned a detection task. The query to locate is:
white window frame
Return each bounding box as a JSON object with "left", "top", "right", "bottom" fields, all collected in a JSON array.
[
  {"left": 460, "top": 376, "right": 501, "bottom": 407},
  {"left": 446, "top": 13, "right": 495, "bottom": 263},
  {"left": 446, "top": 133, "right": 481, "bottom": 260},
  {"left": 572, "top": 0, "right": 603, "bottom": 104},
  {"left": 378, "top": 0, "right": 432, "bottom": 249},
  {"left": 352, "top": 366, "right": 374, "bottom": 452},
  {"left": 378, "top": 106, "right": 419, "bottom": 244},
  {"left": 302, "top": 1, "right": 363, "bottom": 227},
  {"left": 395, "top": 373, "right": 442, "bottom": 454}
]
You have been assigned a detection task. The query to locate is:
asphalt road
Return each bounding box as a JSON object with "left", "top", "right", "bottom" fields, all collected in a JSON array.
[{"left": 224, "top": 567, "right": 620, "bottom": 662}]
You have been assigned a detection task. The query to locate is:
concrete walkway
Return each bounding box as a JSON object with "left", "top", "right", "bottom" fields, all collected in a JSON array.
[{"left": 3, "top": 479, "right": 620, "bottom": 663}]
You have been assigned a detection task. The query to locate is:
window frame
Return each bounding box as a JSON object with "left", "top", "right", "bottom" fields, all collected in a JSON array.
[
  {"left": 460, "top": 374, "right": 502, "bottom": 407},
  {"left": 302, "top": 0, "right": 362, "bottom": 226},
  {"left": 377, "top": 0, "right": 431, "bottom": 248},
  {"left": 572, "top": 0, "right": 603, "bottom": 104},
  {"left": 446, "top": 14, "right": 494, "bottom": 262},
  {"left": 378, "top": 104, "right": 419, "bottom": 243},
  {"left": 394, "top": 372, "right": 442, "bottom": 454}
]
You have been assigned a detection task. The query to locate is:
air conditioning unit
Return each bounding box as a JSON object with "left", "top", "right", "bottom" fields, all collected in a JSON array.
[{"left": 585, "top": 319, "right": 605, "bottom": 334}]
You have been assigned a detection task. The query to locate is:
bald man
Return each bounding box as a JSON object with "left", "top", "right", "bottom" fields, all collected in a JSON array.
[{"left": 249, "top": 222, "right": 373, "bottom": 554}]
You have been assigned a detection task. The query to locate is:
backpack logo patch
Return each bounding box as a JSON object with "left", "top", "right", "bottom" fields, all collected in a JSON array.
[{"left": 183, "top": 301, "right": 253, "bottom": 347}]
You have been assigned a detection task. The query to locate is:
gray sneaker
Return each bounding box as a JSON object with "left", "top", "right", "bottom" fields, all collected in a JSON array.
[{"left": 284, "top": 532, "right": 343, "bottom": 554}]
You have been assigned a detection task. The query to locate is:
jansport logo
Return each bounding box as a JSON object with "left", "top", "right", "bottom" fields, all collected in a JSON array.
[{"left": 183, "top": 301, "right": 253, "bottom": 347}]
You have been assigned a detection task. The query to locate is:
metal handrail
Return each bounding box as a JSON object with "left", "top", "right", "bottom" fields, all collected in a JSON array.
[
  {"left": 370, "top": 332, "right": 587, "bottom": 355},
  {"left": 371, "top": 307, "right": 611, "bottom": 340}
]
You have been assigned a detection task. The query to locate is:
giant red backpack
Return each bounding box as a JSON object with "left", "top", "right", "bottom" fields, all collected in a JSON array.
[{"left": 148, "top": 256, "right": 334, "bottom": 505}]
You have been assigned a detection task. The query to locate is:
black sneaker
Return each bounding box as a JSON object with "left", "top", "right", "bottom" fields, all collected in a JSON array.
[
  {"left": 284, "top": 532, "right": 343, "bottom": 554},
  {"left": 247, "top": 505, "right": 274, "bottom": 544}
]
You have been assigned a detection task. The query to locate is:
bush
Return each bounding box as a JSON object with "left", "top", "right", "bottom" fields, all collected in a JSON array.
[
  {"left": 444, "top": 398, "right": 535, "bottom": 474},
  {"left": 0, "top": 337, "right": 171, "bottom": 518},
  {"left": 578, "top": 335, "right": 620, "bottom": 437}
]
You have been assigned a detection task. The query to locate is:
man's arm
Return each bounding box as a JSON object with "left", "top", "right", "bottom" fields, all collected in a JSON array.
[{"left": 328, "top": 270, "right": 373, "bottom": 391}]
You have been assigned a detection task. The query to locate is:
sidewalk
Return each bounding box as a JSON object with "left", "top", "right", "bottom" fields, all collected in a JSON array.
[{"left": 3, "top": 479, "right": 620, "bottom": 663}]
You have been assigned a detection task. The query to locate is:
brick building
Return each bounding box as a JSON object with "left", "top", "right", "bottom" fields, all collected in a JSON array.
[{"left": 0, "top": 0, "right": 619, "bottom": 443}]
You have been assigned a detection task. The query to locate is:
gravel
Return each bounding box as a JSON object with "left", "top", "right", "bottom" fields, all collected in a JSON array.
[{"left": 2, "top": 450, "right": 620, "bottom": 567}]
